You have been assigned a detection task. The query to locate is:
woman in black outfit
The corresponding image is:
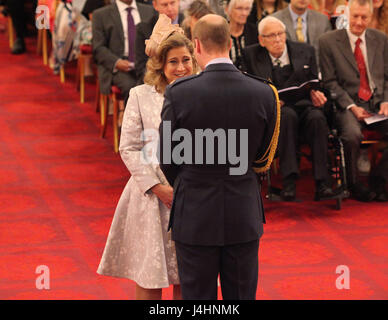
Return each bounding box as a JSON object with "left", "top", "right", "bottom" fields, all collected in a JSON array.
[{"left": 225, "top": 0, "right": 258, "bottom": 72}]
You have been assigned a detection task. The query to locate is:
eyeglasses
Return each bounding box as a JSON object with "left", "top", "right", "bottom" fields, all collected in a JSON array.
[
  {"left": 233, "top": 6, "right": 252, "bottom": 12},
  {"left": 261, "top": 31, "right": 286, "bottom": 40}
]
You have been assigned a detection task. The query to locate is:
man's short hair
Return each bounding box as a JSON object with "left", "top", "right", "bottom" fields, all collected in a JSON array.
[
  {"left": 258, "top": 16, "right": 286, "bottom": 35},
  {"left": 186, "top": 0, "right": 214, "bottom": 20},
  {"left": 192, "top": 15, "right": 230, "bottom": 53},
  {"left": 348, "top": 0, "right": 373, "bottom": 12}
]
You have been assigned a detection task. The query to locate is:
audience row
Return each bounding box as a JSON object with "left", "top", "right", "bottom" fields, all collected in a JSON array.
[{"left": 2, "top": 0, "right": 387, "bottom": 203}]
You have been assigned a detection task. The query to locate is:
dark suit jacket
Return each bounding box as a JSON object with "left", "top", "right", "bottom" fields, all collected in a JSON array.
[
  {"left": 319, "top": 28, "right": 388, "bottom": 111},
  {"left": 92, "top": 1, "right": 155, "bottom": 94},
  {"left": 159, "top": 63, "right": 277, "bottom": 246},
  {"left": 135, "top": 12, "right": 184, "bottom": 84},
  {"left": 244, "top": 40, "right": 319, "bottom": 106}
]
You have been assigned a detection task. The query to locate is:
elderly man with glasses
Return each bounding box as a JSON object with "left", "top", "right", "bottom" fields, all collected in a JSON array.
[{"left": 244, "top": 16, "right": 341, "bottom": 202}]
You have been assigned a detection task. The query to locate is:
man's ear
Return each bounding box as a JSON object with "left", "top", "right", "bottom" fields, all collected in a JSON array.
[
  {"left": 194, "top": 38, "right": 201, "bottom": 54},
  {"left": 152, "top": 0, "right": 158, "bottom": 11},
  {"left": 228, "top": 38, "right": 232, "bottom": 51},
  {"left": 258, "top": 36, "right": 264, "bottom": 47}
]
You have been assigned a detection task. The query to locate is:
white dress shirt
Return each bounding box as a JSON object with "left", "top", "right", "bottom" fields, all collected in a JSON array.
[
  {"left": 269, "top": 45, "right": 290, "bottom": 67},
  {"left": 288, "top": 5, "right": 308, "bottom": 43},
  {"left": 116, "top": 0, "right": 141, "bottom": 58},
  {"left": 345, "top": 28, "right": 375, "bottom": 109}
]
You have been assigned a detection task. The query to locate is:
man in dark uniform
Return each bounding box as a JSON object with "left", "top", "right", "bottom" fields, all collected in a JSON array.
[{"left": 159, "top": 14, "right": 279, "bottom": 300}]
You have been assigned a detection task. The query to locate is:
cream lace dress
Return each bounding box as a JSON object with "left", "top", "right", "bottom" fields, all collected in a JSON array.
[{"left": 97, "top": 84, "right": 179, "bottom": 289}]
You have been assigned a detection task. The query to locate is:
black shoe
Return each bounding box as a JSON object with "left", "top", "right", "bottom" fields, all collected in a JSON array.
[
  {"left": 11, "top": 38, "right": 26, "bottom": 55},
  {"left": 280, "top": 182, "right": 296, "bottom": 201},
  {"left": 369, "top": 177, "right": 388, "bottom": 202},
  {"left": 349, "top": 183, "right": 376, "bottom": 202},
  {"left": 314, "top": 184, "right": 343, "bottom": 201}
]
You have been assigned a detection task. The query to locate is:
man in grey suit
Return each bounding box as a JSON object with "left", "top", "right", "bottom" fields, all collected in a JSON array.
[
  {"left": 319, "top": 0, "right": 388, "bottom": 202},
  {"left": 92, "top": 0, "right": 155, "bottom": 103},
  {"left": 271, "top": 0, "right": 331, "bottom": 59}
]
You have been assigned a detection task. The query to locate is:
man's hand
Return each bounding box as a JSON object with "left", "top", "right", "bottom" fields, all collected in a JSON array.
[
  {"left": 115, "top": 59, "right": 133, "bottom": 72},
  {"left": 151, "top": 184, "right": 173, "bottom": 209},
  {"left": 350, "top": 105, "right": 373, "bottom": 121},
  {"left": 310, "top": 90, "right": 327, "bottom": 107},
  {"left": 378, "top": 102, "right": 388, "bottom": 117}
]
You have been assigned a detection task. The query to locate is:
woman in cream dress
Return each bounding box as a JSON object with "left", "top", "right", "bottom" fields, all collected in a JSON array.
[{"left": 97, "top": 19, "right": 198, "bottom": 300}]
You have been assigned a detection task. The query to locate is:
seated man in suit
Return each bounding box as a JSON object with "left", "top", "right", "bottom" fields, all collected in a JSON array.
[
  {"left": 92, "top": 0, "right": 155, "bottom": 104},
  {"left": 244, "top": 16, "right": 340, "bottom": 201},
  {"left": 271, "top": 0, "right": 332, "bottom": 61},
  {"left": 319, "top": 0, "right": 388, "bottom": 202},
  {"left": 135, "top": 0, "right": 184, "bottom": 83}
]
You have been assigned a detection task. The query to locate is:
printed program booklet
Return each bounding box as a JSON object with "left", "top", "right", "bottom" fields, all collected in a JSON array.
[{"left": 278, "top": 79, "right": 320, "bottom": 103}]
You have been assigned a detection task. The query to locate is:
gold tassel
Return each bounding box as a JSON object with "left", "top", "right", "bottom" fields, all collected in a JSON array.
[{"left": 253, "top": 83, "right": 281, "bottom": 173}]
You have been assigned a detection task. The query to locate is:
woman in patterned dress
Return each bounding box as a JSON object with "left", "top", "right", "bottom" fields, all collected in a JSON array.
[{"left": 97, "top": 19, "right": 198, "bottom": 300}]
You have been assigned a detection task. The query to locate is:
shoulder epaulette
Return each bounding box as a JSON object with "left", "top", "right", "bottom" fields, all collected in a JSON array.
[
  {"left": 169, "top": 72, "right": 202, "bottom": 88},
  {"left": 242, "top": 72, "right": 274, "bottom": 86}
]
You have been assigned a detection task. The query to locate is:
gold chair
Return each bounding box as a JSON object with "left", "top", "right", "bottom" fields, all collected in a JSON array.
[
  {"left": 7, "top": 16, "right": 14, "bottom": 49},
  {"left": 75, "top": 44, "right": 93, "bottom": 103},
  {"left": 100, "top": 85, "right": 123, "bottom": 153}
]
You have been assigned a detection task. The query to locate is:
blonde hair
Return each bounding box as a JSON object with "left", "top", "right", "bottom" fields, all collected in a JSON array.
[
  {"left": 225, "top": 0, "right": 254, "bottom": 17},
  {"left": 375, "top": 0, "right": 388, "bottom": 34},
  {"left": 144, "top": 33, "right": 198, "bottom": 94}
]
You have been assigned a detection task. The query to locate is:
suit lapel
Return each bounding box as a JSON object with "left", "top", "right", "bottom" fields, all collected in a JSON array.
[
  {"left": 306, "top": 10, "right": 316, "bottom": 45},
  {"left": 287, "top": 41, "right": 304, "bottom": 75},
  {"left": 365, "top": 29, "right": 377, "bottom": 76},
  {"left": 257, "top": 48, "right": 273, "bottom": 81},
  {"left": 111, "top": 3, "right": 124, "bottom": 44},
  {"left": 336, "top": 29, "right": 358, "bottom": 73},
  {"left": 282, "top": 9, "right": 297, "bottom": 42}
]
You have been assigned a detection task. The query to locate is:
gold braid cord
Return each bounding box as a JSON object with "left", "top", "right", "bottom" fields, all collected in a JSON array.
[{"left": 253, "top": 83, "right": 281, "bottom": 173}]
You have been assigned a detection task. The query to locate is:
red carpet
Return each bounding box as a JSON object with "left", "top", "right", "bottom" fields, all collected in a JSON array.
[{"left": 0, "top": 31, "right": 387, "bottom": 300}]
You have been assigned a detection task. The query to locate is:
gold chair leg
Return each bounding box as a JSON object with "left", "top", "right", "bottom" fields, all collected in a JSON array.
[
  {"left": 60, "top": 65, "right": 65, "bottom": 83},
  {"left": 42, "top": 28, "right": 48, "bottom": 65},
  {"left": 112, "top": 94, "right": 119, "bottom": 153},
  {"left": 100, "top": 94, "right": 108, "bottom": 138},
  {"left": 8, "top": 17, "right": 14, "bottom": 49},
  {"left": 80, "top": 56, "right": 85, "bottom": 103}
]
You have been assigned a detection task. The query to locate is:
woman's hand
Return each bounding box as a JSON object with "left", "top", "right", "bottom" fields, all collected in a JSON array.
[{"left": 151, "top": 184, "right": 173, "bottom": 209}]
